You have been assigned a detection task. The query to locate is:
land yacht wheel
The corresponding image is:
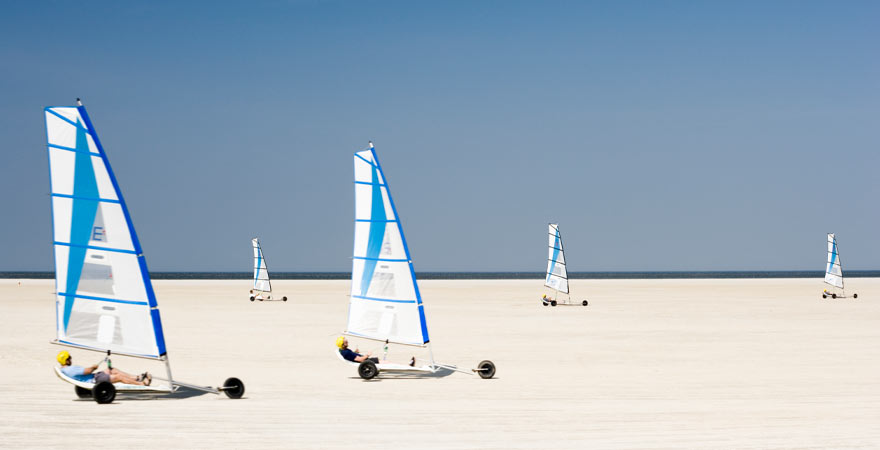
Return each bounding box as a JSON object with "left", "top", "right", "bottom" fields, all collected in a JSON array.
[
  {"left": 358, "top": 361, "right": 378, "bottom": 380},
  {"left": 476, "top": 360, "right": 496, "bottom": 379},
  {"left": 75, "top": 386, "right": 91, "bottom": 399},
  {"left": 822, "top": 294, "right": 827, "bottom": 299},
  {"left": 283, "top": 296, "right": 288, "bottom": 301},
  {"left": 832, "top": 293, "right": 837, "bottom": 299},
  {"left": 250, "top": 296, "right": 255, "bottom": 302},
  {"left": 542, "top": 301, "right": 548, "bottom": 306},
  {"left": 582, "top": 300, "right": 589, "bottom": 306},
  {"left": 222, "top": 377, "right": 245, "bottom": 399},
  {"left": 92, "top": 381, "right": 116, "bottom": 404},
  {"left": 853, "top": 293, "right": 858, "bottom": 299},
  {"left": 550, "top": 301, "right": 557, "bottom": 307}
]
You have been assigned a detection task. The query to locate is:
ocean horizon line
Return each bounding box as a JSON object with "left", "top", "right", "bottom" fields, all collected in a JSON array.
[{"left": 3, "top": 270, "right": 880, "bottom": 280}]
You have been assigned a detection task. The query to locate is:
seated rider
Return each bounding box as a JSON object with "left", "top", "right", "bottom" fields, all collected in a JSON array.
[
  {"left": 56, "top": 351, "right": 152, "bottom": 386},
  {"left": 336, "top": 336, "right": 415, "bottom": 366}
]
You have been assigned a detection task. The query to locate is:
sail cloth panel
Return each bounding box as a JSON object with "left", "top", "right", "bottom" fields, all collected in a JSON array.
[
  {"left": 252, "top": 238, "right": 271, "bottom": 292},
  {"left": 545, "top": 223, "right": 569, "bottom": 294},
  {"left": 825, "top": 233, "right": 844, "bottom": 289},
  {"left": 347, "top": 148, "right": 429, "bottom": 346},
  {"left": 46, "top": 105, "right": 166, "bottom": 359}
]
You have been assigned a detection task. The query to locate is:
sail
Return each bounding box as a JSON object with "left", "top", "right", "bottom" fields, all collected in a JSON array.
[
  {"left": 45, "top": 103, "right": 166, "bottom": 359},
  {"left": 252, "top": 238, "right": 272, "bottom": 292},
  {"left": 825, "top": 233, "right": 844, "bottom": 289},
  {"left": 545, "top": 223, "right": 569, "bottom": 294},
  {"left": 346, "top": 146, "right": 429, "bottom": 346}
]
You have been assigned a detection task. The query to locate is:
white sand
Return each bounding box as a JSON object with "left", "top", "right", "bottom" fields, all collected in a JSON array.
[{"left": 1, "top": 278, "right": 879, "bottom": 449}]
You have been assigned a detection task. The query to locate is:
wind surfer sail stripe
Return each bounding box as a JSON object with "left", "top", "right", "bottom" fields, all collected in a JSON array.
[
  {"left": 46, "top": 104, "right": 167, "bottom": 358},
  {"left": 48, "top": 143, "right": 102, "bottom": 156},
  {"left": 54, "top": 242, "right": 138, "bottom": 254},
  {"left": 354, "top": 181, "right": 387, "bottom": 187},
  {"left": 353, "top": 256, "right": 409, "bottom": 262},
  {"left": 347, "top": 146, "right": 430, "bottom": 346},
  {"left": 51, "top": 193, "right": 121, "bottom": 204},
  {"left": 57, "top": 292, "right": 149, "bottom": 306},
  {"left": 351, "top": 295, "right": 418, "bottom": 304}
]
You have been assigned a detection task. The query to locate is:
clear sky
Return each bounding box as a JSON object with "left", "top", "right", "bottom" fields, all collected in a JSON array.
[{"left": 2, "top": 1, "right": 878, "bottom": 271}]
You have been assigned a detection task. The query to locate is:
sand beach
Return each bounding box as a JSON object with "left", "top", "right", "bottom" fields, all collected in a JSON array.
[{"left": 1, "top": 277, "right": 878, "bottom": 449}]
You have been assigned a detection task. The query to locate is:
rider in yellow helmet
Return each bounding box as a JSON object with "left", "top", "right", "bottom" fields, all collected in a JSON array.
[
  {"left": 336, "top": 337, "right": 414, "bottom": 366},
  {"left": 56, "top": 351, "right": 152, "bottom": 386}
]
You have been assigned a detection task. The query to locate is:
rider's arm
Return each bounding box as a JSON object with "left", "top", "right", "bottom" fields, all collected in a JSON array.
[
  {"left": 82, "top": 364, "right": 99, "bottom": 375},
  {"left": 354, "top": 351, "right": 372, "bottom": 363}
]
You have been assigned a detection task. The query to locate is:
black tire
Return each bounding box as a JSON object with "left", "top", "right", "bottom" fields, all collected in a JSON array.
[
  {"left": 92, "top": 381, "right": 116, "bottom": 404},
  {"left": 822, "top": 294, "right": 827, "bottom": 299},
  {"left": 551, "top": 300, "right": 557, "bottom": 307},
  {"left": 74, "top": 385, "right": 92, "bottom": 399},
  {"left": 283, "top": 296, "right": 288, "bottom": 301},
  {"left": 853, "top": 293, "right": 858, "bottom": 299},
  {"left": 477, "top": 360, "right": 496, "bottom": 379},
  {"left": 832, "top": 293, "right": 837, "bottom": 299},
  {"left": 582, "top": 300, "right": 589, "bottom": 306},
  {"left": 250, "top": 296, "right": 255, "bottom": 302},
  {"left": 259, "top": 297, "right": 264, "bottom": 301},
  {"left": 222, "top": 377, "right": 245, "bottom": 399},
  {"left": 358, "top": 361, "right": 378, "bottom": 380},
  {"left": 542, "top": 301, "right": 548, "bottom": 306}
]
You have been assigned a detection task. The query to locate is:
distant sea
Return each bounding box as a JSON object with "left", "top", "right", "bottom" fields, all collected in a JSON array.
[{"left": 3, "top": 271, "right": 880, "bottom": 280}]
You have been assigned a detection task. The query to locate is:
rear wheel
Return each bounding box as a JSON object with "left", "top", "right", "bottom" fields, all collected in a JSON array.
[
  {"left": 542, "top": 301, "right": 548, "bottom": 306},
  {"left": 92, "top": 381, "right": 116, "bottom": 404},
  {"left": 283, "top": 296, "right": 288, "bottom": 301},
  {"left": 358, "top": 361, "right": 378, "bottom": 380},
  {"left": 551, "top": 300, "right": 557, "bottom": 307},
  {"left": 74, "top": 386, "right": 91, "bottom": 399},
  {"left": 222, "top": 377, "right": 245, "bottom": 399},
  {"left": 822, "top": 294, "right": 827, "bottom": 299},
  {"left": 477, "top": 360, "right": 496, "bottom": 379},
  {"left": 832, "top": 293, "right": 837, "bottom": 299},
  {"left": 250, "top": 296, "right": 255, "bottom": 302}
]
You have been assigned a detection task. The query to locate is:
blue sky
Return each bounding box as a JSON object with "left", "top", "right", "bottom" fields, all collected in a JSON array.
[{"left": 2, "top": 1, "right": 878, "bottom": 271}]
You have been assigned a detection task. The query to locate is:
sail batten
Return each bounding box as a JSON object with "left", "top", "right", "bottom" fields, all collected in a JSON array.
[
  {"left": 46, "top": 104, "right": 166, "bottom": 359},
  {"left": 545, "top": 223, "right": 570, "bottom": 294},
  {"left": 346, "top": 147, "right": 429, "bottom": 346}
]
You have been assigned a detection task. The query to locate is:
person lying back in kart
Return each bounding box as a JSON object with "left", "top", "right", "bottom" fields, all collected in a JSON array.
[
  {"left": 57, "top": 351, "right": 152, "bottom": 386},
  {"left": 336, "top": 336, "right": 415, "bottom": 366}
]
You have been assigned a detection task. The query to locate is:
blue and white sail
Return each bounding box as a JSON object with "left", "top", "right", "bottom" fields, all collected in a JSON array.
[
  {"left": 347, "top": 144, "right": 429, "bottom": 346},
  {"left": 825, "top": 233, "right": 844, "bottom": 289},
  {"left": 45, "top": 102, "right": 166, "bottom": 359},
  {"left": 545, "top": 223, "right": 569, "bottom": 294},
  {"left": 252, "top": 238, "right": 271, "bottom": 292}
]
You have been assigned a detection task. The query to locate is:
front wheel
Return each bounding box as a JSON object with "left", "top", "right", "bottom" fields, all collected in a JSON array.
[
  {"left": 832, "top": 293, "right": 837, "bottom": 299},
  {"left": 582, "top": 300, "right": 589, "bottom": 306},
  {"left": 476, "top": 360, "right": 496, "bottom": 379},
  {"left": 75, "top": 385, "right": 91, "bottom": 399},
  {"left": 550, "top": 300, "right": 557, "bottom": 307},
  {"left": 853, "top": 293, "right": 858, "bottom": 299},
  {"left": 283, "top": 296, "right": 288, "bottom": 301},
  {"left": 222, "top": 377, "right": 245, "bottom": 399},
  {"left": 358, "top": 361, "right": 378, "bottom": 380},
  {"left": 92, "top": 381, "right": 116, "bottom": 404}
]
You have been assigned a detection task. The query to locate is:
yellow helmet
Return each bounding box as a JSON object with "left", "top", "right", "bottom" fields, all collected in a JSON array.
[
  {"left": 56, "top": 350, "right": 70, "bottom": 365},
  {"left": 542, "top": 294, "right": 547, "bottom": 299},
  {"left": 335, "top": 336, "right": 346, "bottom": 349}
]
